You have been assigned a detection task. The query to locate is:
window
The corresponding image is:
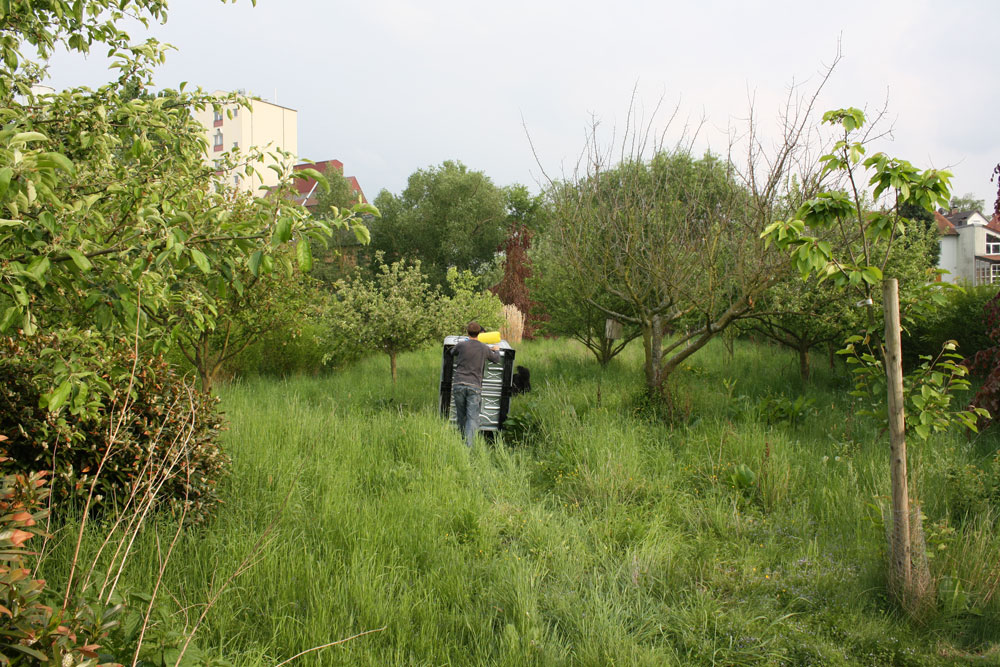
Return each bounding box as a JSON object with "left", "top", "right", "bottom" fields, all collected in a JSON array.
[
  {"left": 987, "top": 234, "right": 1000, "bottom": 255},
  {"left": 232, "top": 141, "right": 239, "bottom": 150},
  {"left": 233, "top": 174, "right": 241, "bottom": 187},
  {"left": 213, "top": 130, "right": 223, "bottom": 152},
  {"left": 975, "top": 259, "right": 1000, "bottom": 285},
  {"left": 213, "top": 109, "right": 223, "bottom": 127}
]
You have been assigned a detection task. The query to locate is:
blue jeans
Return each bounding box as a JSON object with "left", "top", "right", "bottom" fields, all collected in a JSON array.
[{"left": 452, "top": 384, "right": 481, "bottom": 449}]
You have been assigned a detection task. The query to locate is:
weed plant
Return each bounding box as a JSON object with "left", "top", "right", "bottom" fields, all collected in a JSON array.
[{"left": 41, "top": 337, "right": 1000, "bottom": 665}]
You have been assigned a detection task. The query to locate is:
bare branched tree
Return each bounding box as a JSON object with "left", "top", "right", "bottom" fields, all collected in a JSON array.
[{"left": 537, "top": 63, "right": 839, "bottom": 397}]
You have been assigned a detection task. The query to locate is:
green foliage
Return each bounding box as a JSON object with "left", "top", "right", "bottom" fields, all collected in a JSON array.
[
  {"left": 439, "top": 267, "right": 504, "bottom": 334},
  {"left": 326, "top": 257, "right": 504, "bottom": 384},
  {"left": 762, "top": 106, "right": 988, "bottom": 441},
  {"left": 840, "top": 336, "right": 987, "bottom": 441},
  {"left": 226, "top": 277, "right": 367, "bottom": 377},
  {"left": 0, "top": 0, "right": 370, "bottom": 411},
  {"left": 312, "top": 162, "right": 366, "bottom": 217},
  {"left": 949, "top": 193, "right": 986, "bottom": 213},
  {"left": 548, "top": 93, "right": 823, "bottom": 395},
  {"left": 748, "top": 213, "right": 940, "bottom": 380},
  {"left": 530, "top": 228, "right": 641, "bottom": 365},
  {"left": 307, "top": 162, "right": 373, "bottom": 285},
  {"left": 100, "top": 589, "right": 232, "bottom": 667},
  {"left": 902, "top": 284, "right": 1000, "bottom": 370},
  {"left": 369, "top": 160, "right": 506, "bottom": 288},
  {"left": 0, "top": 461, "right": 119, "bottom": 665},
  {"left": 171, "top": 243, "right": 327, "bottom": 391},
  {"left": 743, "top": 273, "right": 860, "bottom": 380},
  {"left": 762, "top": 107, "right": 952, "bottom": 300},
  {"left": 729, "top": 463, "right": 756, "bottom": 490},
  {"left": 334, "top": 255, "right": 443, "bottom": 383},
  {"left": 0, "top": 335, "right": 227, "bottom": 519},
  {"left": 756, "top": 394, "right": 817, "bottom": 427}
]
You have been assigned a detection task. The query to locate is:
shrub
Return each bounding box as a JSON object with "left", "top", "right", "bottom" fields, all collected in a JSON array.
[
  {"left": 440, "top": 268, "right": 504, "bottom": 336},
  {"left": 0, "top": 454, "right": 119, "bottom": 664},
  {"left": 0, "top": 336, "right": 227, "bottom": 521},
  {"left": 903, "top": 284, "right": 999, "bottom": 370}
]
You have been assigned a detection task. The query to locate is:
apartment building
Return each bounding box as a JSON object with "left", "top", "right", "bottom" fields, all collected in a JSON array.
[{"left": 192, "top": 91, "right": 297, "bottom": 193}]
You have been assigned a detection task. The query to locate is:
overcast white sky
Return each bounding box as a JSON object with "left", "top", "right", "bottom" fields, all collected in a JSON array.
[{"left": 43, "top": 0, "right": 999, "bottom": 209}]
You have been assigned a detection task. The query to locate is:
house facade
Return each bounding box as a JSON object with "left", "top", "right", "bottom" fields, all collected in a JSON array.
[
  {"left": 290, "top": 159, "right": 369, "bottom": 275},
  {"left": 935, "top": 209, "right": 1000, "bottom": 285},
  {"left": 290, "top": 159, "right": 367, "bottom": 211},
  {"left": 192, "top": 91, "right": 297, "bottom": 193}
]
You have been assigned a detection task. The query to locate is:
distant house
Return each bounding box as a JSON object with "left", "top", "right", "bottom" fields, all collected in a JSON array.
[
  {"left": 935, "top": 209, "right": 1000, "bottom": 285},
  {"left": 291, "top": 159, "right": 367, "bottom": 212},
  {"left": 291, "top": 160, "right": 369, "bottom": 276}
]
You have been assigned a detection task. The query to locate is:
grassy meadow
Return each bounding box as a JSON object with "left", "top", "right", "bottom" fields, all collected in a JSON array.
[{"left": 46, "top": 337, "right": 1000, "bottom": 665}]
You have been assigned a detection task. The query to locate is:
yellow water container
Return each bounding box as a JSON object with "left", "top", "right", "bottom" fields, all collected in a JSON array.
[{"left": 478, "top": 331, "right": 502, "bottom": 344}]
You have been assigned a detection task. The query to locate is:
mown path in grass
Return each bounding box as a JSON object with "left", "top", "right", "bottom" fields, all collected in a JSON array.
[{"left": 86, "top": 338, "right": 1000, "bottom": 664}]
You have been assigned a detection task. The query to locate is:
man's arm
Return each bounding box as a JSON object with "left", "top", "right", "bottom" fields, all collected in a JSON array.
[{"left": 486, "top": 344, "right": 501, "bottom": 363}]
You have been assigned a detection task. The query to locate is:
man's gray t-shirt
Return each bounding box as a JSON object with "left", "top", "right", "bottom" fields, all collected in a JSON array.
[{"left": 450, "top": 338, "right": 501, "bottom": 387}]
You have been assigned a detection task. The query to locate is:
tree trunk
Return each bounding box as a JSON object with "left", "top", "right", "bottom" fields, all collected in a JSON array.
[
  {"left": 883, "top": 279, "right": 912, "bottom": 603},
  {"left": 798, "top": 344, "right": 810, "bottom": 381},
  {"left": 390, "top": 351, "right": 397, "bottom": 384},
  {"left": 200, "top": 368, "right": 214, "bottom": 394},
  {"left": 642, "top": 315, "right": 664, "bottom": 394}
]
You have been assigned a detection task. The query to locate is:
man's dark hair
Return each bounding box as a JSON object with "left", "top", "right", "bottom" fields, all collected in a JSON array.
[{"left": 467, "top": 321, "right": 483, "bottom": 337}]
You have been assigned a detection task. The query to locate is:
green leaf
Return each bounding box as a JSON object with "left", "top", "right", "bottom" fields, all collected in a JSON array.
[
  {"left": 39, "top": 151, "right": 75, "bottom": 174},
  {"left": 190, "top": 248, "right": 211, "bottom": 274},
  {"left": 21, "top": 309, "right": 35, "bottom": 336},
  {"left": 0, "top": 306, "right": 19, "bottom": 331},
  {"left": 0, "top": 167, "right": 12, "bottom": 198},
  {"left": 7, "top": 644, "right": 48, "bottom": 661},
  {"left": 273, "top": 219, "right": 292, "bottom": 245},
  {"left": 9, "top": 131, "right": 47, "bottom": 146},
  {"left": 352, "top": 224, "right": 371, "bottom": 244},
  {"left": 353, "top": 202, "right": 381, "bottom": 218},
  {"left": 248, "top": 250, "right": 263, "bottom": 277},
  {"left": 47, "top": 380, "right": 73, "bottom": 412},
  {"left": 26, "top": 256, "right": 50, "bottom": 284},
  {"left": 296, "top": 238, "right": 313, "bottom": 272},
  {"left": 66, "top": 249, "right": 92, "bottom": 271},
  {"left": 293, "top": 167, "right": 329, "bottom": 192}
]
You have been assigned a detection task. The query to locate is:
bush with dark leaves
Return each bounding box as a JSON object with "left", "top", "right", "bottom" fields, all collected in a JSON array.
[{"left": 0, "top": 336, "right": 227, "bottom": 521}]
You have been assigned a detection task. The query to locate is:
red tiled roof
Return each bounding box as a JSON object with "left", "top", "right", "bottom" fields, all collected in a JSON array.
[
  {"left": 292, "top": 160, "right": 344, "bottom": 195},
  {"left": 934, "top": 211, "right": 959, "bottom": 236},
  {"left": 346, "top": 176, "right": 366, "bottom": 204},
  {"left": 987, "top": 213, "right": 1000, "bottom": 234},
  {"left": 291, "top": 159, "right": 367, "bottom": 209}
]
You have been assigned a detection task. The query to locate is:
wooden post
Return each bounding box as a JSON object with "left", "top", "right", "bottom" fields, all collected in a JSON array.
[{"left": 883, "top": 278, "right": 911, "bottom": 598}]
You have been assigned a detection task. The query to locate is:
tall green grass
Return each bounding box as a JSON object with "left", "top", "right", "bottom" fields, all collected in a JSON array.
[{"left": 44, "top": 338, "right": 1000, "bottom": 665}]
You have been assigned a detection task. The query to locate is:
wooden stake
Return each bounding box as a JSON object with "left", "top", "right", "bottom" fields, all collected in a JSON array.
[{"left": 883, "top": 278, "right": 911, "bottom": 597}]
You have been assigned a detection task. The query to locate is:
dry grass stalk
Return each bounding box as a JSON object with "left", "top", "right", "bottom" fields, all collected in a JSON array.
[
  {"left": 501, "top": 304, "right": 524, "bottom": 345},
  {"left": 273, "top": 626, "right": 388, "bottom": 666}
]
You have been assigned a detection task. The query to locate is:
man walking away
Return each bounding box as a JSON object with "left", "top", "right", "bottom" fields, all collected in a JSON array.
[{"left": 448, "top": 321, "right": 500, "bottom": 448}]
